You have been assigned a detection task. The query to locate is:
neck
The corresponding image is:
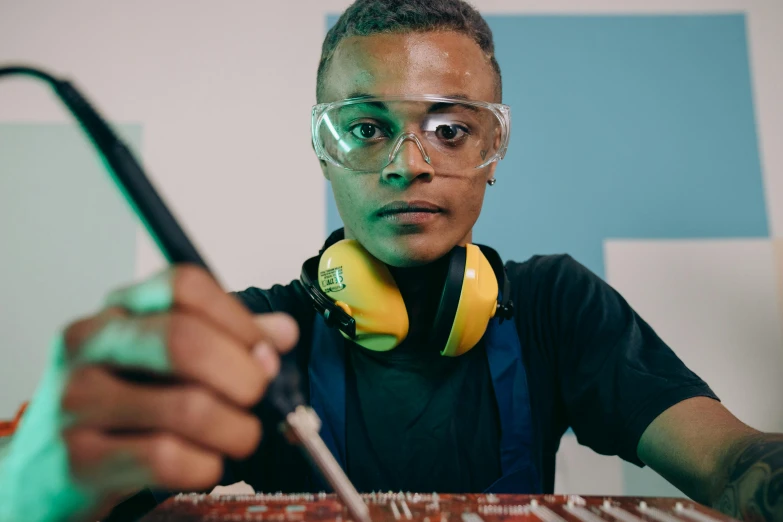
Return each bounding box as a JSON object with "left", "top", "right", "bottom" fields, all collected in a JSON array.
[
  {"left": 388, "top": 256, "right": 450, "bottom": 343},
  {"left": 339, "top": 227, "right": 471, "bottom": 344},
  {"left": 389, "top": 259, "right": 446, "bottom": 296}
]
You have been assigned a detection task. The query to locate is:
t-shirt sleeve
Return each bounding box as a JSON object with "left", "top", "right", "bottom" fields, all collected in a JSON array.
[
  {"left": 540, "top": 255, "right": 719, "bottom": 466},
  {"left": 233, "top": 281, "right": 313, "bottom": 320}
]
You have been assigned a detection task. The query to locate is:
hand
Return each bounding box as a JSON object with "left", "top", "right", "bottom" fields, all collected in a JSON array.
[{"left": 0, "top": 265, "right": 298, "bottom": 522}]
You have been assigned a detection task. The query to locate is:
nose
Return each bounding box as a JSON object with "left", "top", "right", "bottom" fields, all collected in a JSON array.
[{"left": 381, "top": 133, "right": 435, "bottom": 185}]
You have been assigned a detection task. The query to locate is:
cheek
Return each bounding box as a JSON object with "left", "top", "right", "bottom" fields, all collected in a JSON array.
[
  {"left": 328, "top": 170, "right": 351, "bottom": 203},
  {"left": 328, "top": 172, "right": 369, "bottom": 221},
  {"left": 453, "top": 177, "right": 487, "bottom": 221}
]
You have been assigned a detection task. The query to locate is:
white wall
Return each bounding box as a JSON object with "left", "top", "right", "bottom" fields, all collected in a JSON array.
[
  {"left": 2, "top": 0, "right": 782, "bottom": 497},
  {"left": 2, "top": 0, "right": 781, "bottom": 284}
]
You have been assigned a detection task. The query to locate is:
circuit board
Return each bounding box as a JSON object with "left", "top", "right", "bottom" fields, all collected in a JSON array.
[{"left": 139, "top": 492, "right": 739, "bottom": 522}]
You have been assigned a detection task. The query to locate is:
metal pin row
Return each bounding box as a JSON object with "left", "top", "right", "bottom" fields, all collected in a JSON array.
[{"left": 388, "top": 498, "right": 414, "bottom": 520}]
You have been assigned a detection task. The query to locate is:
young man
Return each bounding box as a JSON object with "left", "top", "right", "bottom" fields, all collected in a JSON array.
[{"left": 1, "top": 1, "right": 781, "bottom": 521}]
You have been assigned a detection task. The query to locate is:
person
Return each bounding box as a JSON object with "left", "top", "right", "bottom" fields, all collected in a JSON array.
[{"left": 1, "top": 1, "right": 781, "bottom": 521}]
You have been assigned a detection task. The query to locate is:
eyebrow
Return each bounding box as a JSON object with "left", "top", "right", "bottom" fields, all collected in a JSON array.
[
  {"left": 345, "top": 92, "right": 388, "bottom": 111},
  {"left": 430, "top": 98, "right": 480, "bottom": 113},
  {"left": 344, "top": 92, "right": 479, "bottom": 113}
]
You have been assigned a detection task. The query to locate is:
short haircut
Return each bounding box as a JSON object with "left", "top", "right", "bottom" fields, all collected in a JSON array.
[{"left": 316, "top": 0, "right": 502, "bottom": 102}]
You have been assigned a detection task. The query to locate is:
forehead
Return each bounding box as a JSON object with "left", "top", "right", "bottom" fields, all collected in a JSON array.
[{"left": 322, "top": 31, "right": 497, "bottom": 103}]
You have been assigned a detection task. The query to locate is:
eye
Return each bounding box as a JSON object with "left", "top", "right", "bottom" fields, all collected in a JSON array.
[
  {"left": 349, "top": 122, "right": 386, "bottom": 140},
  {"left": 434, "top": 124, "right": 469, "bottom": 142}
]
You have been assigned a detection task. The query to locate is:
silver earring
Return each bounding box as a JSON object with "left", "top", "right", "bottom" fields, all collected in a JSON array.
[{"left": 487, "top": 178, "right": 497, "bottom": 186}]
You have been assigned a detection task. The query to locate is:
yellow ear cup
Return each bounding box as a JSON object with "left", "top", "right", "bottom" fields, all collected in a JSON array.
[
  {"left": 333, "top": 301, "right": 353, "bottom": 316},
  {"left": 440, "top": 244, "right": 499, "bottom": 357},
  {"left": 318, "top": 239, "right": 409, "bottom": 351}
]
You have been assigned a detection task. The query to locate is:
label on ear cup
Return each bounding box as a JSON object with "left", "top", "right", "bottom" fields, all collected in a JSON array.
[{"left": 319, "top": 266, "right": 346, "bottom": 293}]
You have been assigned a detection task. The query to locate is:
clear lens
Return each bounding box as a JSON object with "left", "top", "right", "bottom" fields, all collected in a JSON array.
[{"left": 313, "top": 96, "right": 510, "bottom": 172}]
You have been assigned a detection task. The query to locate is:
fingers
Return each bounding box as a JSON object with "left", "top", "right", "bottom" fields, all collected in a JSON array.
[
  {"left": 67, "top": 266, "right": 300, "bottom": 370},
  {"left": 168, "top": 266, "right": 298, "bottom": 353},
  {"left": 62, "top": 367, "right": 262, "bottom": 460},
  {"left": 171, "top": 266, "right": 262, "bottom": 347},
  {"left": 55, "top": 264, "right": 303, "bottom": 514},
  {"left": 63, "top": 307, "right": 128, "bottom": 360},
  {"left": 63, "top": 310, "right": 298, "bottom": 392},
  {"left": 253, "top": 313, "right": 299, "bottom": 355},
  {"left": 65, "top": 311, "right": 277, "bottom": 407},
  {"left": 114, "top": 265, "right": 299, "bottom": 352},
  {"left": 65, "top": 428, "right": 223, "bottom": 493},
  {"left": 161, "top": 311, "right": 274, "bottom": 406}
]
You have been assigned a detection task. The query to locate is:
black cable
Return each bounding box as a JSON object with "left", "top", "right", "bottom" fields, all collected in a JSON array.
[
  {"left": 0, "top": 64, "right": 209, "bottom": 271},
  {"left": 0, "top": 64, "right": 304, "bottom": 414},
  {"left": 0, "top": 66, "right": 57, "bottom": 83}
]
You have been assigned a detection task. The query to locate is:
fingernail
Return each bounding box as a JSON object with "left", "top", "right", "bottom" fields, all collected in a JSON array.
[{"left": 253, "top": 342, "right": 279, "bottom": 376}]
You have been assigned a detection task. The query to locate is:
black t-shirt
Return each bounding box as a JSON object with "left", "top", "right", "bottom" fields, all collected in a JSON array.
[
  {"left": 104, "top": 248, "right": 719, "bottom": 520},
  {"left": 346, "top": 335, "right": 502, "bottom": 493},
  {"left": 343, "top": 255, "right": 502, "bottom": 493},
  {"left": 229, "top": 251, "right": 718, "bottom": 494}
]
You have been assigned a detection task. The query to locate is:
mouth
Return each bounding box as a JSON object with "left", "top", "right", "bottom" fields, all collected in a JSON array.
[{"left": 376, "top": 200, "right": 443, "bottom": 225}]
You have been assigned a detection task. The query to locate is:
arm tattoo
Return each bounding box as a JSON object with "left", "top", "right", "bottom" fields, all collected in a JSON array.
[{"left": 713, "top": 434, "right": 783, "bottom": 522}]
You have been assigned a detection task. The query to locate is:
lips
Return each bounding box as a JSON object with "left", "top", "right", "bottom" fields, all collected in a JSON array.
[
  {"left": 376, "top": 200, "right": 443, "bottom": 226},
  {"left": 376, "top": 200, "right": 443, "bottom": 217}
]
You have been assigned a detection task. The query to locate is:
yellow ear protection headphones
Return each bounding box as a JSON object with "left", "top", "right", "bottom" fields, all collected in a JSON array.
[{"left": 300, "top": 239, "right": 514, "bottom": 357}]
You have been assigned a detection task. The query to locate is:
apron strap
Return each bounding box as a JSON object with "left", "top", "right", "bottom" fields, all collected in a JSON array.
[
  {"left": 308, "top": 316, "right": 349, "bottom": 490},
  {"left": 309, "top": 302, "right": 541, "bottom": 493},
  {"left": 485, "top": 317, "right": 542, "bottom": 493}
]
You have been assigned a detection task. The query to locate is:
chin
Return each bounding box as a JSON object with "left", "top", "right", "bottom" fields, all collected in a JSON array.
[
  {"left": 369, "top": 232, "right": 458, "bottom": 268},
  {"left": 383, "top": 251, "right": 440, "bottom": 268}
]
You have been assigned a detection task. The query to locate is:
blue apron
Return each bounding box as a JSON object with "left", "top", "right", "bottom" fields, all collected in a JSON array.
[{"left": 308, "top": 313, "right": 542, "bottom": 494}]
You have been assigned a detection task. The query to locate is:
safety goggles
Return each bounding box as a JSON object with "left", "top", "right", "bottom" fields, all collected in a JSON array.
[{"left": 311, "top": 95, "right": 511, "bottom": 173}]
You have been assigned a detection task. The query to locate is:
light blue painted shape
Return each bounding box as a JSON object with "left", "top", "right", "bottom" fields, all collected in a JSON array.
[
  {"left": 325, "top": 14, "right": 768, "bottom": 279},
  {"left": 0, "top": 123, "right": 141, "bottom": 418},
  {"left": 322, "top": 11, "right": 768, "bottom": 496}
]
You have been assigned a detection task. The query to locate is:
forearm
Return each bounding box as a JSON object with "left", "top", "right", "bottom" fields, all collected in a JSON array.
[{"left": 713, "top": 433, "right": 783, "bottom": 522}]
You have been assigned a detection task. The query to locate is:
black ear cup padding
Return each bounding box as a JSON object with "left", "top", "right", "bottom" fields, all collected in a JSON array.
[
  {"left": 300, "top": 256, "right": 356, "bottom": 337},
  {"left": 429, "top": 247, "right": 467, "bottom": 350},
  {"left": 476, "top": 244, "right": 514, "bottom": 321}
]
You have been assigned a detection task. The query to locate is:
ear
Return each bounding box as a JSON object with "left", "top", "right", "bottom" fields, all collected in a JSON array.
[
  {"left": 311, "top": 138, "right": 331, "bottom": 180},
  {"left": 320, "top": 159, "right": 331, "bottom": 181}
]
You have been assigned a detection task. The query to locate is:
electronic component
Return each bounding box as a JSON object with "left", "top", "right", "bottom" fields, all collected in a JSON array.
[{"left": 139, "top": 492, "right": 738, "bottom": 522}]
